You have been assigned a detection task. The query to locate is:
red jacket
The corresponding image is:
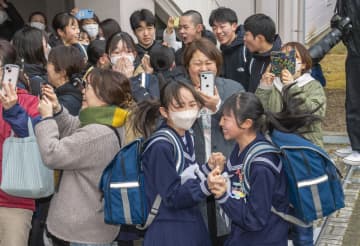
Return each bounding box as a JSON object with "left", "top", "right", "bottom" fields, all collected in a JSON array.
[{"left": 0, "top": 88, "right": 39, "bottom": 211}]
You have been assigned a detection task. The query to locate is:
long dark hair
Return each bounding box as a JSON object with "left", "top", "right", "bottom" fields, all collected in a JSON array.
[
  {"left": 221, "top": 83, "right": 322, "bottom": 134},
  {"left": 131, "top": 80, "right": 204, "bottom": 138},
  {"left": 12, "top": 26, "right": 48, "bottom": 66}
]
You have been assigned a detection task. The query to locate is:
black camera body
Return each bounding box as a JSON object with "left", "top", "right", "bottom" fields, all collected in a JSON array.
[{"left": 308, "top": 15, "right": 352, "bottom": 64}]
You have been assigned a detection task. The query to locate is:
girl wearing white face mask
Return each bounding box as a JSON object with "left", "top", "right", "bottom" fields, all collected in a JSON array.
[
  {"left": 256, "top": 42, "right": 326, "bottom": 246},
  {"left": 131, "top": 81, "right": 225, "bottom": 246},
  {"left": 80, "top": 18, "right": 99, "bottom": 40},
  {"left": 107, "top": 32, "right": 160, "bottom": 102}
]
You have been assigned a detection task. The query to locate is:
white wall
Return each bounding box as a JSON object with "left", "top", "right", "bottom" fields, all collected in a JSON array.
[
  {"left": 304, "top": 0, "right": 336, "bottom": 43},
  {"left": 171, "top": 0, "right": 219, "bottom": 30}
]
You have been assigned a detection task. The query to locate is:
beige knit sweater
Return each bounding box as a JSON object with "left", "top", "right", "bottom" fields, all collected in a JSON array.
[{"left": 35, "top": 108, "right": 124, "bottom": 244}]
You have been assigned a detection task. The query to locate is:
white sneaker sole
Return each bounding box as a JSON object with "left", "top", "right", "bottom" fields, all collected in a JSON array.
[
  {"left": 343, "top": 158, "right": 360, "bottom": 166},
  {"left": 335, "top": 150, "right": 352, "bottom": 157}
]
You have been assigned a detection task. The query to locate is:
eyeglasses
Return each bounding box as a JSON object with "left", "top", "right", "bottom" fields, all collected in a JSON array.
[{"left": 81, "top": 79, "right": 90, "bottom": 89}]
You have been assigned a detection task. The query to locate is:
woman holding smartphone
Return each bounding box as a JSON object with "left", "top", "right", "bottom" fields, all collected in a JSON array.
[
  {"left": 182, "top": 37, "right": 244, "bottom": 246},
  {"left": 0, "top": 39, "right": 39, "bottom": 246}
]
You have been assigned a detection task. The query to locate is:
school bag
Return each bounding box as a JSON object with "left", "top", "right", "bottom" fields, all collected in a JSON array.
[
  {"left": 99, "top": 128, "right": 184, "bottom": 229},
  {"left": 242, "top": 129, "right": 345, "bottom": 227}
]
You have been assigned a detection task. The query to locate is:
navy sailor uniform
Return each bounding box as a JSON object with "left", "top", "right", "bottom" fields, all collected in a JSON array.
[
  {"left": 217, "top": 134, "right": 289, "bottom": 246},
  {"left": 142, "top": 125, "right": 211, "bottom": 246}
]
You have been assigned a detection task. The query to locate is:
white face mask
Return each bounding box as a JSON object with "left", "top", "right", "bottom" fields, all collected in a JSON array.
[
  {"left": 30, "top": 21, "right": 45, "bottom": 30},
  {"left": 111, "top": 54, "right": 135, "bottom": 66},
  {"left": 169, "top": 109, "right": 199, "bottom": 131},
  {"left": 0, "top": 10, "right": 8, "bottom": 25},
  {"left": 82, "top": 24, "right": 99, "bottom": 38}
]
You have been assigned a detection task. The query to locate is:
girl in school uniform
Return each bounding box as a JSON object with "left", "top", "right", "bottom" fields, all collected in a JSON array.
[
  {"left": 131, "top": 80, "right": 224, "bottom": 246},
  {"left": 207, "top": 86, "right": 321, "bottom": 246}
]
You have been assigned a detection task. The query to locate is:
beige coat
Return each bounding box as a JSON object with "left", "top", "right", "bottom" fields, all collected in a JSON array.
[{"left": 35, "top": 108, "right": 124, "bottom": 244}]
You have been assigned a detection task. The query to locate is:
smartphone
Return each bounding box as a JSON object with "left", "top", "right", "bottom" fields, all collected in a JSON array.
[
  {"left": 270, "top": 49, "right": 296, "bottom": 76},
  {"left": 2, "top": 64, "right": 20, "bottom": 88},
  {"left": 200, "top": 71, "right": 215, "bottom": 96},
  {"left": 75, "top": 9, "right": 94, "bottom": 20},
  {"left": 173, "top": 16, "right": 180, "bottom": 28}
]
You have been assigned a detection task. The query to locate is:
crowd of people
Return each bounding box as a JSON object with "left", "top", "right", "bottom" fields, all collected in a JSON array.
[{"left": 0, "top": 1, "right": 335, "bottom": 246}]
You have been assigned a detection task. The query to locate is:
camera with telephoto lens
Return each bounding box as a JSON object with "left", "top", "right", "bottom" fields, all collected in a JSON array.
[{"left": 308, "top": 15, "right": 352, "bottom": 64}]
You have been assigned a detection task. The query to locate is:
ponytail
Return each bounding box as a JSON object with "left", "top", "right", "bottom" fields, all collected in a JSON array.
[
  {"left": 222, "top": 83, "right": 322, "bottom": 135},
  {"left": 131, "top": 99, "right": 161, "bottom": 139},
  {"left": 264, "top": 83, "right": 322, "bottom": 134}
]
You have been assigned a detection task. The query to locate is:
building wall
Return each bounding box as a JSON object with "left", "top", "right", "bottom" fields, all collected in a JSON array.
[
  {"left": 10, "top": 0, "right": 334, "bottom": 45},
  {"left": 11, "top": 0, "right": 74, "bottom": 30},
  {"left": 74, "top": 0, "right": 154, "bottom": 39}
]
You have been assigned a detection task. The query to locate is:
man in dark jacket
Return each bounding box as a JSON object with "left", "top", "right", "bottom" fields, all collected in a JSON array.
[
  {"left": 334, "top": 0, "right": 360, "bottom": 164},
  {"left": 130, "top": 9, "right": 163, "bottom": 60},
  {"left": 243, "top": 13, "right": 282, "bottom": 92},
  {"left": 209, "top": 7, "right": 251, "bottom": 90},
  {"left": 0, "top": 0, "right": 24, "bottom": 41}
]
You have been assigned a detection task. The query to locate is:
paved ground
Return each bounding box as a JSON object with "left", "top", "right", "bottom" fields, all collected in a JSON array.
[{"left": 313, "top": 138, "right": 360, "bottom": 246}]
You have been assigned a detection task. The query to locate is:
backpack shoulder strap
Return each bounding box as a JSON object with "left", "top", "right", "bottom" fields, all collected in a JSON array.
[
  {"left": 137, "top": 128, "right": 185, "bottom": 230},
  {"left": 143, "top": 128, "right": 185, "bottom": 173},
  {"left": 242, "top": 141, "right": 280, "bottom": 195}
]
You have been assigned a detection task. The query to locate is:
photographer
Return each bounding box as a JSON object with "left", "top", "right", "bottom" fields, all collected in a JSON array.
[{"left": 332, "top": 0, "right": 360, "bottom": 164}]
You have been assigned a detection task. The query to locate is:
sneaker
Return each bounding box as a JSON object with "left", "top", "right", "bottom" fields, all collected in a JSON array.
[
  {"left": 343, "top": 151, "right": 360, "bottom": 165},
  {"left": 335, "top": 146, "right": 353, "bottom": 157}
]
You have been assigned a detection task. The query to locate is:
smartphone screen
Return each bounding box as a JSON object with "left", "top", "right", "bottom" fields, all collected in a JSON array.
[{"left": 200, "top": 71, "right": 215, "bottom": 96}]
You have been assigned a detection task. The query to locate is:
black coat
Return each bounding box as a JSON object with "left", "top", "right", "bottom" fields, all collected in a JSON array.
[
  {"left": 55, "top": 82, "right": 82, "bottom": 116},
  {"left": 220, "top": 25, "right": 252, "bottom": 90},
  {"left": 24, "top": 63, "right": 48, "bottom": 96},
  {"left": 247, "top": 35, "right": 282, "bottom": 93},
  {"left": 129, "top": 73, "right": 160, "bottom": 102},
  {"left": 0, "top": 2, "right": 24, "bottom": 41},
  {"left": 338, "top": 0, "right": 360, "bottom": 56},
  {"left": 136, "top": 40, "right": 163, "bottom": 60}
]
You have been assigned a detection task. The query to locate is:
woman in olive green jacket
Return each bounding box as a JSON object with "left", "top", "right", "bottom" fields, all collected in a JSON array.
[{"left": 255, "top": 42, "right": 326, "bottom": 148}]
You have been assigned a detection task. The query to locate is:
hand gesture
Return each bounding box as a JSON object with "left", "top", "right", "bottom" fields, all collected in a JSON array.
[
  {"left": 41, "top": 84, "right": 61, "bottom": 113},
  {"left": 208, "top": 152, "right": 226, "bottom": 172},
  {"left": 280, "top": 69, "right": 294, "bottom": 84},
  {"left": 141, "top": 54, "right": 153, "bottom": 74},
  {"left": 38, "top": 96, "right": 54, "bottom": 118},
  {"left": 166, "top": 16, "right": 176, "bottom": 34},
  {"left": 260, "top": 65, "right": 275, "bottom": 86},
  {"left": 207, "top": 167, "right": 227, "bottom": 198},
  {"left": 113, "top": 57, "right": 135, "bottom": 78},
  {"left": 198, "top": 86, "right": 220, "bottom": 112},
  {"left": 0, "top": 83, "right": 18, "bottom": 110},
  {"left": 70, "top": 7, "right": 80, "bottom": 16}
]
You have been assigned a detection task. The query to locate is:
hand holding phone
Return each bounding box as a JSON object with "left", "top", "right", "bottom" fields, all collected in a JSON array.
[
  {"left": 2, "top": 64, "right": 19, "bottom": 89},
  {"left": 200, "top": 71, "right": 215, "bottom": 96},
  {"left": 75, "top": 9, "right": 94, "bottom": 20},
  {"left": 0, "top": 81, "right": 18, "bottom": 110}
]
